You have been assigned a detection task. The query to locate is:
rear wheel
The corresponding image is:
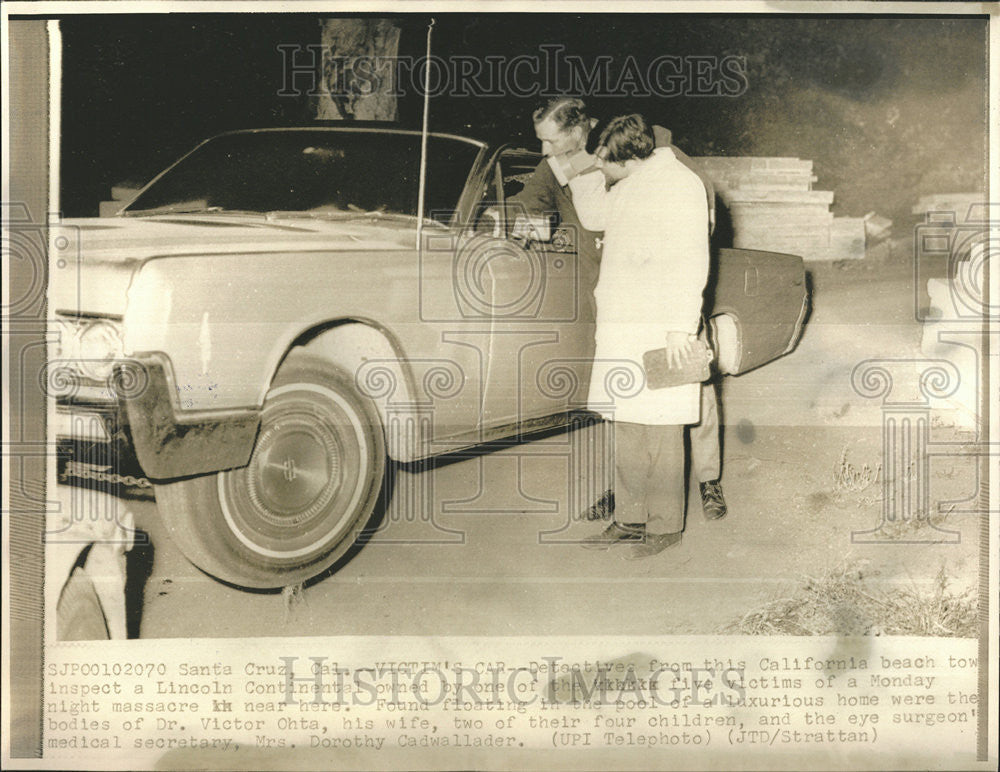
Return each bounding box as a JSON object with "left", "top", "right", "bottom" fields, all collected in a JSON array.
[{"left": 154, "top": 353, "right": 385, "bottom": 589}]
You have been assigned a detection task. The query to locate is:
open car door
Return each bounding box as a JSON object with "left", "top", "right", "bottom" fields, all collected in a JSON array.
[{"left": 708, "top": 247, "right": 808, "bottom": 375}]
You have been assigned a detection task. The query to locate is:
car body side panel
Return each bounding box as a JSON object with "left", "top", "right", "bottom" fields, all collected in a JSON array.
[
  {"left": 124, "top": 247, "right": 500, "bottom": 436},
  {"left": 55, "top": 131, "right": 809, "bottom": 486},
  {"left": 118, "top": 240, "right": 805, "bottom": 479}
]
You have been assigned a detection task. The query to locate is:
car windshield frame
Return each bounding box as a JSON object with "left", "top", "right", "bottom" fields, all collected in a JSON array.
[{"left": 123, "top": 128, "right": 486, "bottom": 228}]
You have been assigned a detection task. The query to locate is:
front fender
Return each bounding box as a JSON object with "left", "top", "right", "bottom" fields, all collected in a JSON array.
[{"left": 123, "top": 250, "right": 420, "bottom": 412}]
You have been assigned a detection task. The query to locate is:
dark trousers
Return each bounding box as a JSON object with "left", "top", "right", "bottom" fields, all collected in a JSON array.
[
  {"left": 690, "top": 380, "right": 721, "bottom": 483},
  {"left": 613, "top": 421, "right": 685, "bottom": 535}
]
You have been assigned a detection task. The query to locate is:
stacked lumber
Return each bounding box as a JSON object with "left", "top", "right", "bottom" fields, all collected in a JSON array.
[{"left": 693, "top": 156, "right": 868, "bottom": 261}]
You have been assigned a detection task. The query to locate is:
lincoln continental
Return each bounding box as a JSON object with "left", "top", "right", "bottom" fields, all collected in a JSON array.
[{"left": 50, "top": 127, "right": 807, "bottom": 588}]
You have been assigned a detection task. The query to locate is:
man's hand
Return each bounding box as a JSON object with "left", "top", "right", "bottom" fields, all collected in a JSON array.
[
  {"left": 549, "top": 149, "right": 598, "bottom": 185},
  {"left": 511, "top": 215, "right": 552, "bottom": 244},
  {"left": 664, "top": 331, "right": 696, "bottom": 370},
  {"left": 477, "top": 206, "right": 502, "bottom": 237}
]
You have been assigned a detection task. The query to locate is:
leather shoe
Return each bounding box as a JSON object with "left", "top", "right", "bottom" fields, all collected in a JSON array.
[
  {"left": 581, "top": 521, "right": 644, "bottom": 550},
  {"left": 700, "top": 480, "right": 727, "bottom": 521},
  {"left": 582, "top": 489, "right": 614, "bottom": 521},
  {"left": 625, "top": 531, "right": 682, "bottom": 559}
]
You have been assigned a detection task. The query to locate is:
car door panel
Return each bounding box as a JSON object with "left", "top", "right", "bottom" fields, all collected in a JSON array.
[
  {"left": 476, "top": 151, "right": 595, "bottom": 427},
  {"left": 483, "top": 243, "right": 593, "bottom": 426},
  {"left": 708, "top": 247, "right": 808, "bottom": 375}
]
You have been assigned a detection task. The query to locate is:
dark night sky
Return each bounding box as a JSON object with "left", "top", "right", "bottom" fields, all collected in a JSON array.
[{"left": 59, "top": 13, "right": 987, "bottom": 222}]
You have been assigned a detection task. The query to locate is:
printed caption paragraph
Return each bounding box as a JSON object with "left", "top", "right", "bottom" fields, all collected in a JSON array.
[{"left": 43, "top": 636, "right": 981, "bottom": 768}]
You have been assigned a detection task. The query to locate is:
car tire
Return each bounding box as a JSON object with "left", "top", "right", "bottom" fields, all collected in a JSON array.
[{"left": 154, "top": 353, "right": 386, "bottom": 589}]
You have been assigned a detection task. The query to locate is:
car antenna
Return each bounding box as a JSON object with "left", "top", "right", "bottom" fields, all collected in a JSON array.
[{"left": 415, "top": 17, "right": 435, "bottom": 251}]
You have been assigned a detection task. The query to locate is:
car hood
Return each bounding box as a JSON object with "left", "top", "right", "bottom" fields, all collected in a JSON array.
[{"left": 49, "top": 213, "right": 424, "bottom": 316}]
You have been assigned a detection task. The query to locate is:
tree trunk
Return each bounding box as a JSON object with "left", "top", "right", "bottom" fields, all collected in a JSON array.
[{"left": 315, "top": 18, "right": 400, "bottom": 121}]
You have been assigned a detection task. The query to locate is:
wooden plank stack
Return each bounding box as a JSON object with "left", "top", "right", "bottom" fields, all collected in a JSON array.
[{"left": 694, "top": 156, "right": 867, "bottom": 261}]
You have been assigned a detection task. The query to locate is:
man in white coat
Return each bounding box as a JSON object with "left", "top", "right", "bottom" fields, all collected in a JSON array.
[
  {"left": 563, "top": 113, "right": 710, "bottom": 558},
  {"left": 507, "top": 97, "right": 727, "bottom": 525}
]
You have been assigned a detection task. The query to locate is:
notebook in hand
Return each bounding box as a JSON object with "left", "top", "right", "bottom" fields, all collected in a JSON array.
[{"left": 642, "top": 339, "right": 713, "bottom": 390}]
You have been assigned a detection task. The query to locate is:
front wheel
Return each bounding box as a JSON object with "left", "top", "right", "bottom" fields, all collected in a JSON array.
[{"left": 154, "top": 353, "right": 385, "bottom": 589}]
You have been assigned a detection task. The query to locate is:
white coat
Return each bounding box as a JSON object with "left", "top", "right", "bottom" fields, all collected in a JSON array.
[{"left": 568, "top": 147, "right": 709, "bottom": 425}]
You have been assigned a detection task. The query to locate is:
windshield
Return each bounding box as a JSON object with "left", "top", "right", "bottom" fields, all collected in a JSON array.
[{"left": 124, "top": 130, "right": 482, "bottom": 224}]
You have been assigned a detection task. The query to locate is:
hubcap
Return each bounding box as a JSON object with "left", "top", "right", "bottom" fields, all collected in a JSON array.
[
  {"left": 252, "top": 425, "right": 341, "bottom": 518},
  {"left": 218, "top": 381, "right": 371, "bottom": 560}
]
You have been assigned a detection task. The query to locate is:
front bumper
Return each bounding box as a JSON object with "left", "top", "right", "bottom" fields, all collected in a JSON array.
[
  {"left": 57, "top": 353, "right": 261, "bottom": 482},
  {"left": 117, "top": 352, "right": 261, "bottom": 480}
]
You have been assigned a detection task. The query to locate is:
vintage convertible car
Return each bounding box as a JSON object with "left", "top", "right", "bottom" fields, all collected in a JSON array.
[{"left": 51, "top": 127, "right": 807, "bottom": 589}]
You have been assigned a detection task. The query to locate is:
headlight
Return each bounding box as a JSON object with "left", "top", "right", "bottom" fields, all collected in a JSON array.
[
  {"left": 78, "top": 320, "right": 125, "bottom": 378},
  {"left": 53, "top": 314, "right": 125, "bottom": 381}
]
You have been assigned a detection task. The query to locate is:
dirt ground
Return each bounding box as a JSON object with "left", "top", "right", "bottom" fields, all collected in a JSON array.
[{"left": 68, "top": 257, "right": 982, "bottom": 639}]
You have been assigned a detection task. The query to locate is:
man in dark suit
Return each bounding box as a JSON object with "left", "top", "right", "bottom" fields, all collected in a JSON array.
[{"left": 508, "top": 97, "right": 728, "bottom": 525}]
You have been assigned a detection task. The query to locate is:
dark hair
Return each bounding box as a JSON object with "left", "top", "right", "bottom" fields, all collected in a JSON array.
[
  {"left": 532, "top": 97, "right": 592, "bottom": 132},
  {"left": 598, "top": 113, "right": 654, "bottom": 163}
]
